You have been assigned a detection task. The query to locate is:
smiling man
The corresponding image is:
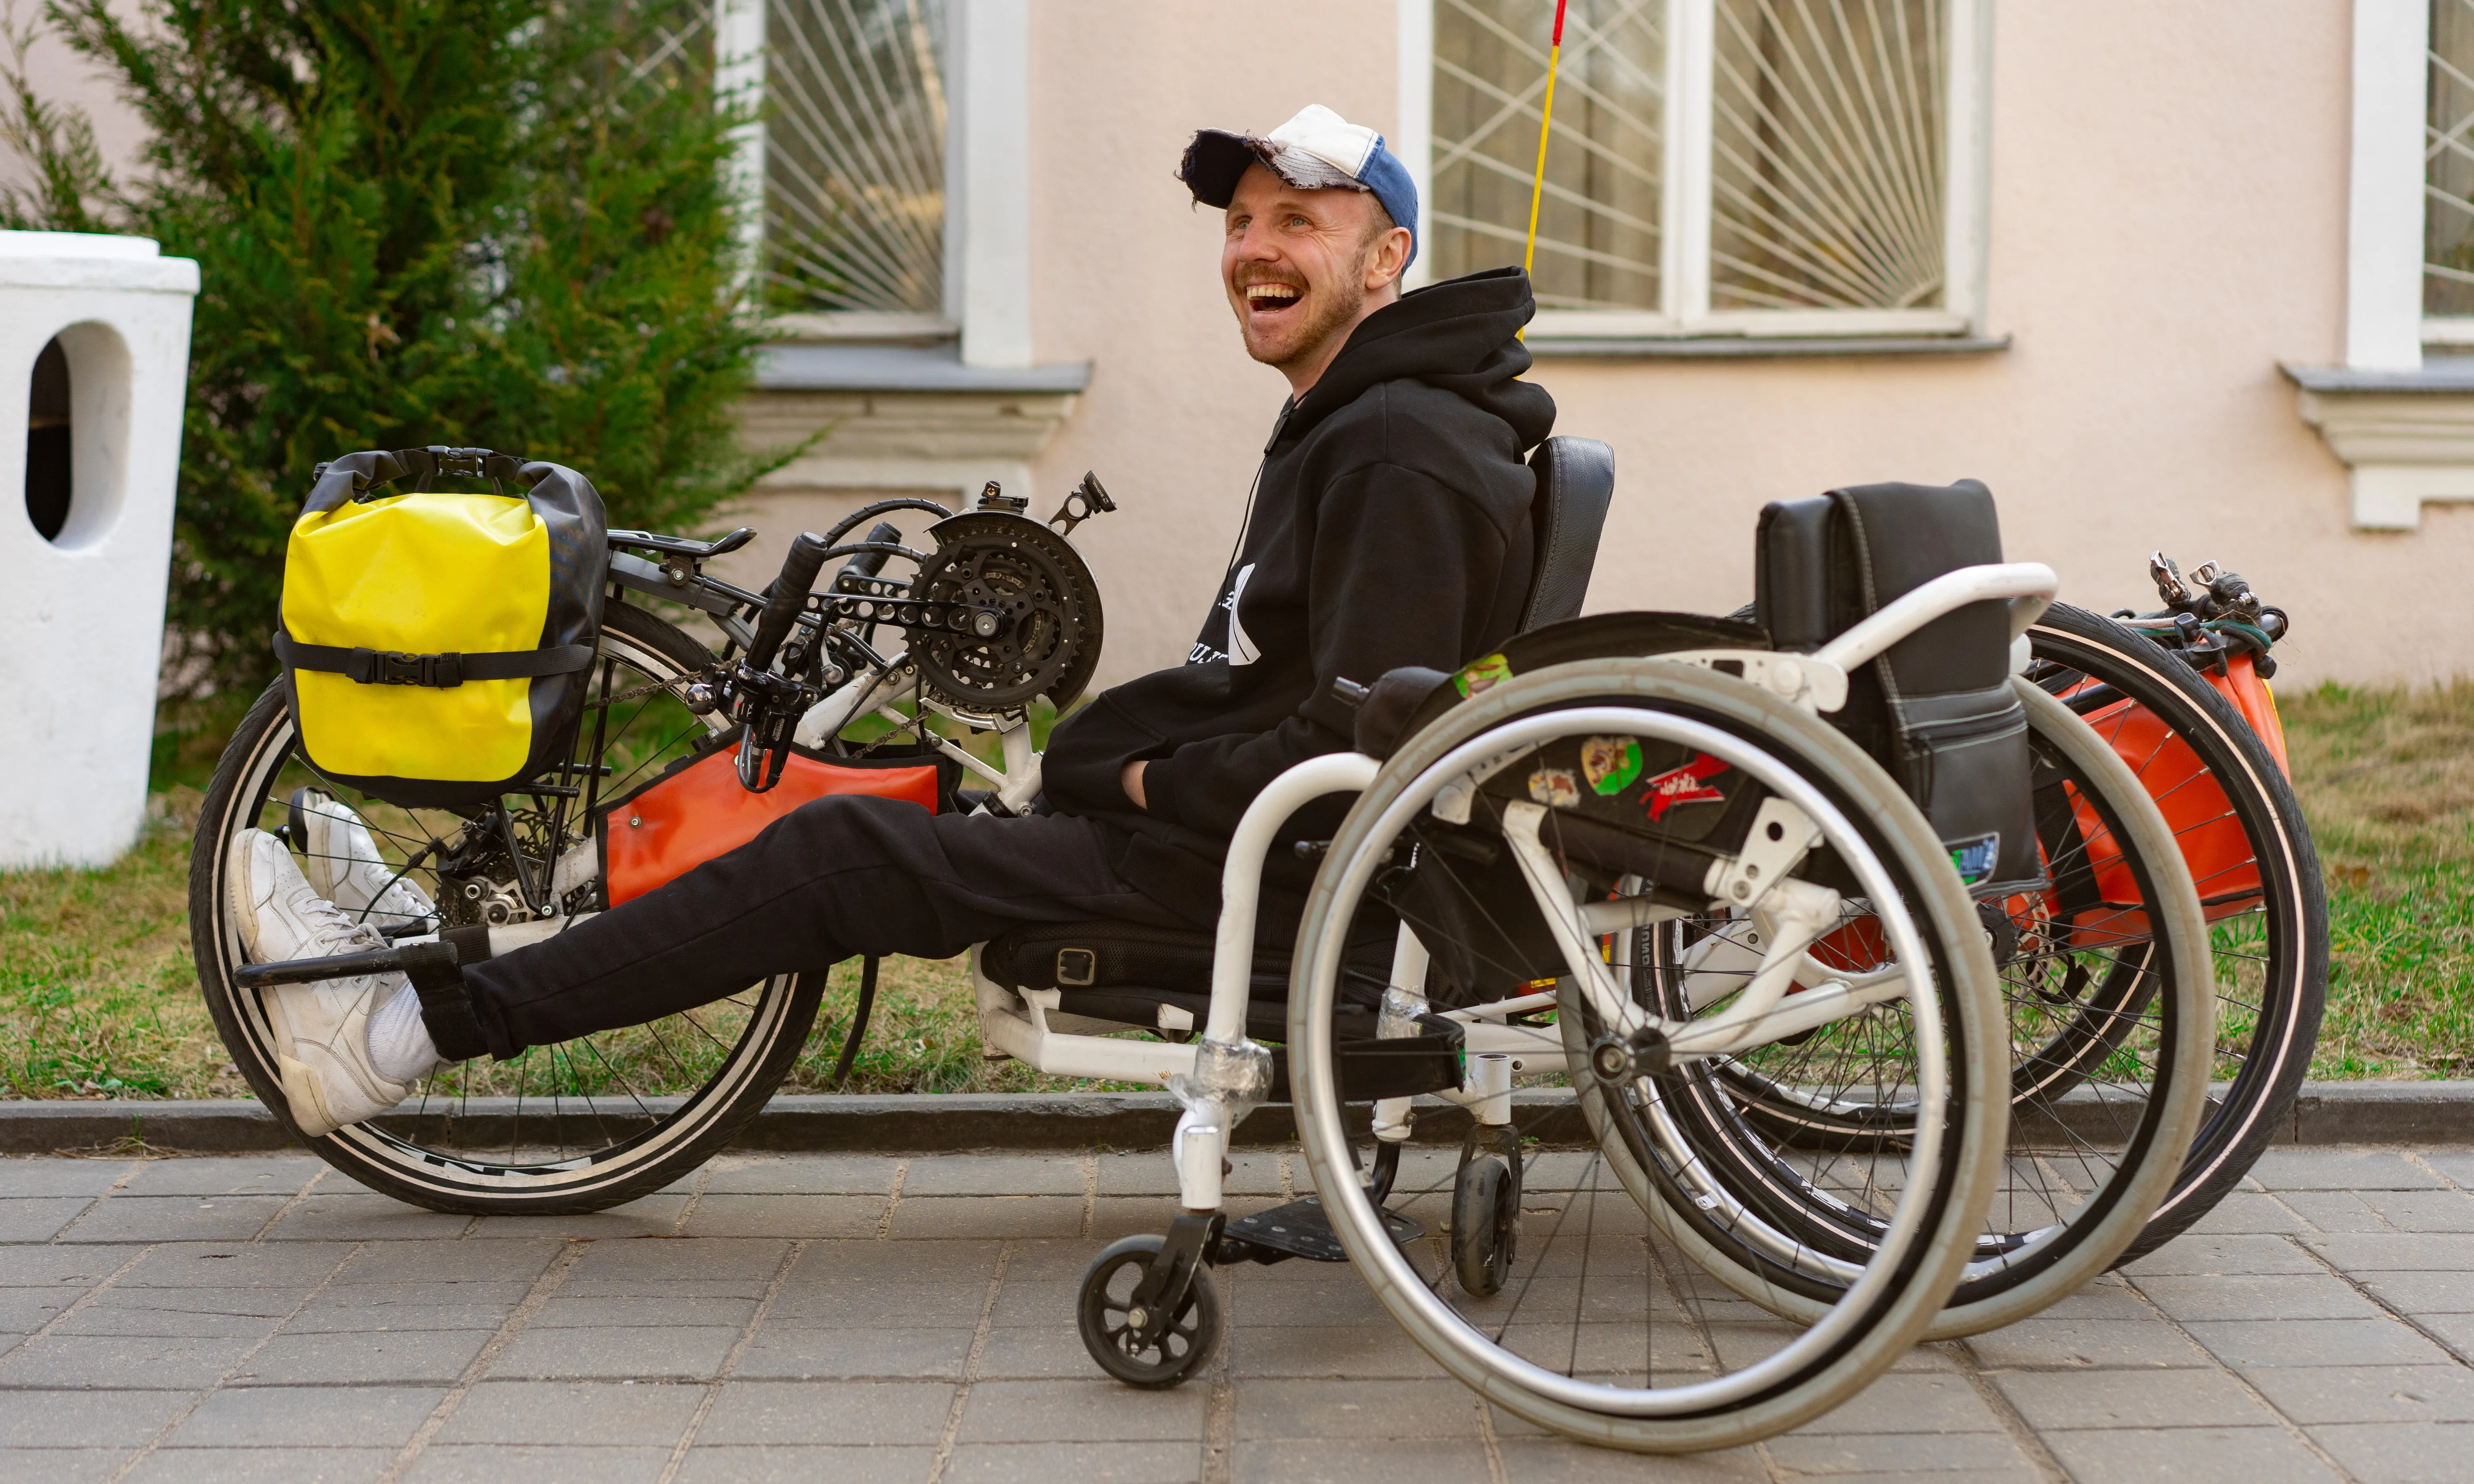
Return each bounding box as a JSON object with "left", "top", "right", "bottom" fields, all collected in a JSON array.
[{"left": 224, "top": 103, "right": 1556, "bottom": 1136}]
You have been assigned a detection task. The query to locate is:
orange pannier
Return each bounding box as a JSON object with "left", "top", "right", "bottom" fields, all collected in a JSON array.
[{"left": 599, "top": 729, "right": 945, "bottom": 907}]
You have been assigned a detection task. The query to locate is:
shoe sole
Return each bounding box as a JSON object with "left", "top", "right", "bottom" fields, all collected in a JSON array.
[{"left": 226, "top": 828, "right": 345, "bottom": 1140}]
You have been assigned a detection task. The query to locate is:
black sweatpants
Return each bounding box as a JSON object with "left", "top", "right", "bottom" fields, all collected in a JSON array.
[{"left": 458, "top": 795, "right": 1196, "bottom": 1055}]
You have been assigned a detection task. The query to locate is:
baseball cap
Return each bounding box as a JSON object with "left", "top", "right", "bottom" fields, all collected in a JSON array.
[{"left": 1178, "top": 104, "right": 1420, "bottom": 270}]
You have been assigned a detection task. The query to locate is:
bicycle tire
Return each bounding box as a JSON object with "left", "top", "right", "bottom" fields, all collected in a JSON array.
[
  {"left": 190, "top": 599, "right": 822, "bottom": 1215},
  {"left": 2026, "top": 602, "right": 2327, "bottom": 1263}
]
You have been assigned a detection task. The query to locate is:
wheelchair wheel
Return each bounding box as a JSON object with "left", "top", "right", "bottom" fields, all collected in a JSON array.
[
  {"left": 2025, "top": 603, "right": 2327, "bottom": 1263},
  {"left": 1591, "top": 681, "right": 2213, "bottom": 1339},
  {"left": 1451, "top": 1153, "right": 1520, "bottom": 1298},
  {"left": 1077, "top": 1234, "right": 1225, "bottom": 1388},
  {"left": 190, "top": 599, "right": 822, "bottom": 1215},
  {"left": 1289, "top": 659, "right": 2008, "bottom": 1452}
]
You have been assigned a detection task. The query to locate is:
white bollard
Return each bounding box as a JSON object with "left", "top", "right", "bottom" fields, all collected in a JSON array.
[{"left": 0, "top": 232, "right": 200, "bottom": 869}]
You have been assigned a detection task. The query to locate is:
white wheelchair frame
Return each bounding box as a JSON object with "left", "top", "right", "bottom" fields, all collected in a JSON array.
[{"left": 809, "top": 560, "right": 2059, "bottom": 1220}]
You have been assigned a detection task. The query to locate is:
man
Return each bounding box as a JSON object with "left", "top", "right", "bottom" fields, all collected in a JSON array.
[{"left": 229, "top": 103, "right": 1557, "bottom": 1138}]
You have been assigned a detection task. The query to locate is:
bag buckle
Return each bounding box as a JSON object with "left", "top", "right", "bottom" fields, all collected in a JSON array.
[{"left": 348, "top": 648, "right": 464, "bottom": 688}]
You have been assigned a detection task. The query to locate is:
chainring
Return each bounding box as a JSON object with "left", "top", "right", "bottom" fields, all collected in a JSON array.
[{"left": 908, "top": 511, "right": 1104, "bottom": 711}]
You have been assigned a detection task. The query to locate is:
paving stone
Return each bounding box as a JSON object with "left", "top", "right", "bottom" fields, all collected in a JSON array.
[
  {"left": 2304, "top": 1232, "right": 2474, "bottom": 1271},
  {"left": 954, "top": 1378, "right": 1207, "bottom": 1443},
  {"left": 2181, "top": 1317, "right": 2455, "bottom": 1369},
  {"left": 1962, "top": 1316, "right": 2214, "bottom": 1370},
  {"left": 285, "top": 1289, "right": 525, "bottom": 1334},
  {"left": 462, "top": 1195, "right": 688, "bottom": 1239},
  {"left": 0, "top": 1332, "right": 263, "bottom": 1388},
  {"left": 432, "top": 1379, "right": 703, "bottom": 1446},
  {"left": 240, "top": 1327, "right": 492, "bottom": 1385},
  {"left": 1228, "top": 1322, "right": 1448, "bottom": 1379},
  {"left": 0, "top": 1286, "right": 76, "bottom": 1331},
  {"left": 119, "top": 1242, "right": 357, "bottom": 1291},
  {"left": 945, "top": 1440, "right": 1200, "bottom": 1484},
  {"left": 732, "top": 1325, "right": 975, "bottom": 1380},
  {"left": 2275, "top": 1190, "right": 2394, "bottom": 1233},
  {"left": 671, "top": 1444, "right": 937, "bottom": 1484},
  {"left": 0, "top": 1387, "right": 193, "bottom": 1446},
  {"left": 1232, "top": 1437, "right": 1493, "bottom": 1484},
  {"left": 673, "top": 1193, "right": 884, "bottom": 1239},
  {"left": 332, "top": 1241, "right": 564, "bottom": 1287},
  {"left": 2185, "top": 1191, "right": 2314, "bottom": 1236},
  {"left": 1767, "top": 1371, "right": 2002, "bottom": 1435},
  {"left": 2404, "top": 1313, "right": 2474, "bottom": 1357},
  {"left": 0, "top": 1246, "right": 139, "bottom": 1287},
  {"left": 1765, "top": 1427, "right": 2038, "bottom": 1473},
  {"left": 0, "top": 1160, "right": 130, "bottom": 1196},
  {"left": 0, "top": 1448, "right": 136, "bottom": 1483},
  {"left": 985, "top": 1277, "right": 1082, "bottom": 1329},
  {"left": 1095, "top": 1151, "right": 1286, "bottom": 1198},
  {"left": 1491, "top": 1439, "right": 1767, "bottom": 1480},
  {"left": 2357, "top": 1270, "right": 2474, "bottom": 1315},
  {"left": 531, "top": 1293, "right": 760, "bottom": 1329},
  {"left": 2249, "top": 1150, "right": 2443, "bottom": 1191},
  {"left": 974, "top": 1322, "right": 1110, "bottom": 1379},
  {"left": 1995, "top": 1367, "right": 2280, "bottom": 1431},
  {"left": 2406, "top": 1151, "right": 2474, "bottom": 1189},
  {"left": 54, "top": 1297, "right": 286, "bottom": 1339},
  {"left": 901, "top": 1154, "right": 1089, "bottom": 1197},
  {"left": 785, "top": 1239, "right": 1001, "bottom": 1287},
  {"left": 698, "top": 1154, "right": 905, "bottom": 1195},
  {"left": 117, "top": 1158, "right": 321, "bottom": 1198},
  {"left": 1227, "top": 1277, "right": 1389, "bottom": 1328},
  {"left": 494, "top": 1324, "right": 743, "bottom": 1382},
  {"left": 2031, "top": 1277, "right": 2161, "bottom": 1322},
  {"left": 264, "top": 1194, "right": 473, "bottom": 1241},
  {"left": 2132, "top": 1272, "right": 2380, "bottom": 1322},
  {"left": 567, "top": 1235, "right": 792, "bottom": 1286},
  {"left": 2041, "top": 1425, "right": 2342, "bottom": 1482},
  {"left": 126, "top": 1447, "right": 396, "bottom": 1483},
  {"left": 883, "top": 1195, "right": 1086, "bottom": 1240},
  {"left": 694, "top": 1378, "right": 953, "bottom": 1445},
  {"left": 0, "top": 1198, "right": 98, "bottom": 1242},
  {"left": 2121, "top": 1233, "right": 2321, "bottom": 1277},
  {"left": 164, "top": 1383, "right": 443, "bottom": 1447},
  {"left": 1086, "top": 1197, "right": 1199, "bottom": 1242},
  {"left": 402, "top": 1443, "right": 675, "bottom": 1484},
  {"left": 2310, "top": 1419, "right": 2474, "bottom": 1482},
  {"left": 1233, "top": 1377, "right": 1479, "bottom": 1440},
  {"left": 2246, "top": 1364, "right": 2474, "bottom": 1424}
]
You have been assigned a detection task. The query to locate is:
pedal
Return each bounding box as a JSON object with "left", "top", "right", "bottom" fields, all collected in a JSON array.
[{"left": 1222, "top": 1193, "right": 1423, "bottom": 1263}]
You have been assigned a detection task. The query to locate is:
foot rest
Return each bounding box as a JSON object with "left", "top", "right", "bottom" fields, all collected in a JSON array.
[{"left": 1223, "top": 1193, "right": 1423, "bottom": 1263}]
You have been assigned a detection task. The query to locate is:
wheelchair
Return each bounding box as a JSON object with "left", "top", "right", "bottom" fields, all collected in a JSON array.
[{"left": 191, "top": 440, "right": 2228, "bottom": 1450}]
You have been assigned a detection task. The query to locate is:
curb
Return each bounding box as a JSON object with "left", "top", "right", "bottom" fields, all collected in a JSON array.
[{"left": 4, "top": 1081, "right": 2472, "bottom": 1155}]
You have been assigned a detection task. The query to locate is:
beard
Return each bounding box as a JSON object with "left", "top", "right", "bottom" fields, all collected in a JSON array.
[{"left": 1239, "top": 255, "right": 1371, "bottom": 372}]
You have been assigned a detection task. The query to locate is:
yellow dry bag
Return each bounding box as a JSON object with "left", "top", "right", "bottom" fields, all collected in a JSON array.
[{"left": 276, "top": 447, "right": 607, "bottom": 808}]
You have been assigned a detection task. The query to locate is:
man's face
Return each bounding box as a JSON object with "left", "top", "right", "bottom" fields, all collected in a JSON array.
[{"left": 1221, "top": 163, "right": 1408, "bottom": 376}]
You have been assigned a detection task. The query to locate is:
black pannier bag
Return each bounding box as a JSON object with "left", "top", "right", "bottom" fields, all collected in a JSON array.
[
  {"left": 1754, "top": 479, "right": 2041, "bottom": 897},
  {"left": 276, "top": 447, "right": 608, "bottom": 810}
]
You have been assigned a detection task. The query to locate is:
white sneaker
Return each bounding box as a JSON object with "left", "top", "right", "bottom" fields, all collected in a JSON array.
[
  {"left": 290, "top": 789, "right": 437, "bottom": 930},
  {"left": 226, "top": 829, "right": 426, "bottom": 1138}
]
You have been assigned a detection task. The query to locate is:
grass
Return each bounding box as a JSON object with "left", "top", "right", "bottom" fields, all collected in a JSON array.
[
  {"left": 5, "top": 681, "right": 2472, "bottom": 1099},
  {"left": 2281, "top": 680, "right": 2474, "bottom": 1079}
]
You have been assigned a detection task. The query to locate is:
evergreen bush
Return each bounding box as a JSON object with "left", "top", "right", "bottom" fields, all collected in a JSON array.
[{"left": 2, "top": 0, "right": 777, "bottom": 697}]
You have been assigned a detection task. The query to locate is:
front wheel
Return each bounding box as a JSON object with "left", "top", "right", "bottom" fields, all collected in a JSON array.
[
  {"left": 189, "top": 600, "right": 822, "bottom": 1215},
  {"left": 1078, "top": 1235, "right": 1223, "bottom": 1388}
]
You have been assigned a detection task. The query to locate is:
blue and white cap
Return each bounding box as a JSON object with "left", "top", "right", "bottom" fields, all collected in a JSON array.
[{"left": 1178, "top": 104, "right": 1420, "bottom": 270}]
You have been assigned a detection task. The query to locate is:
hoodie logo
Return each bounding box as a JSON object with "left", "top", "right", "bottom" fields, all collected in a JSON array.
[{"left": 1224, "top": 564, "right": 1262, "bottom": 667}]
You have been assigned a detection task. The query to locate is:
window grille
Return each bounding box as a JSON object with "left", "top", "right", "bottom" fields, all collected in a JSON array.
[
  {"left": 1429, "top": 0, "right": 1953, "bottom": 326},
  {"left": 2428, "top": 0, "right": 2474, "bottom": 315},
  {"left": 763, "top": 0, "right": 948, "bottom": 316}
]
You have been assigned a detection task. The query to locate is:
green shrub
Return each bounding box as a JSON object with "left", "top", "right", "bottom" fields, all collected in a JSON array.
[{"left": 2, "top": 0, "right": 781, "bottom": 698}]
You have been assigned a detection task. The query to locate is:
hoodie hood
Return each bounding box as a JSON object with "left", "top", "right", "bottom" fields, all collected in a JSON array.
[{"left": 1282, "top": 266, "right": 1555, "bottom": 453}]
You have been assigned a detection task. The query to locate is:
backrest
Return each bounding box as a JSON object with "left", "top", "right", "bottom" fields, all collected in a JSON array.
[
  {"left": 1517, "top": 436, "right": 1616, "bottom": 632},
  {"left": 1753, "top": 479, "right": 2040, "bottom": 895}
]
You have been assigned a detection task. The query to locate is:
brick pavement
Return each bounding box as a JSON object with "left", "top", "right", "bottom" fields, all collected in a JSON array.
[{"left": 2, "top": 1144, "right": 2470, "bottom": 1482}]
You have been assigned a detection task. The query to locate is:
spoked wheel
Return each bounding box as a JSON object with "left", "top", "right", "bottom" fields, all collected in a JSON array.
[
  {"left": 190, "top": 600, "right": 821, "bottom": 1215},
  {"left": 1605, "top": 681, "right": 2213, "bottom": 1339},
  {"left": 2025, "top": 603, "right": 2327, "bottom": 1263},
  {"left": 1077, "top": 1235, "right": 1224, "bottom": 1388},
  {"left": 1289, "top": 659, "right": 2009, "bottom": 1453}
]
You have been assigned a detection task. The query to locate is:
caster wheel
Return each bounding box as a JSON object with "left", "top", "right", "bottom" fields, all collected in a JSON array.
[
  {"left": 1077, "top": 1234, "right": 1223, "bottom": 1388},
  {"left": 1453, "top": 1154, "right": 1520, "bottom": 1297}
]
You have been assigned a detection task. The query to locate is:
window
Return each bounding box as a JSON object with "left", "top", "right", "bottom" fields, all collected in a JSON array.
[
  {"left": 1415, "top": 0, "right": 1987, "bottom": 338},
  {"left": 2429, "top": 0, "right": 2474, "bottom": 337},
  {"left": 761, "top": 0, "right": 948, "bottom": 319}
]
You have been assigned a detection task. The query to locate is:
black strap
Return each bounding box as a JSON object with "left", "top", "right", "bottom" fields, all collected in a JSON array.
[
  {"left": 274, "top": 632, "right": 594, "bottom": 690},
  {"left": 398, "top": 938, "right": 494, "bottom": 1063}
]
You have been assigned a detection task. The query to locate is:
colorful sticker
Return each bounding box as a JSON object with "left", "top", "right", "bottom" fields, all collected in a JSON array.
[
  {"left": 1644, "top": 753, "right": 1729, "bottom": 821},
  {"left": 1527, "top": 767, "right": 1581, "bottom": 809},
  {"left": 1454, "top": 652, "right": 1514, "bottom": 697},
  {"left": 1578, "top": 735, "right": 1644, "bottom": 796},
  {"left": 1947, "top": 833, "right": 2001, "bottom": 885}
]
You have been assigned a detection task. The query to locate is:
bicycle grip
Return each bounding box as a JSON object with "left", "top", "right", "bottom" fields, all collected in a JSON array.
[
  {"left": 832, "top": 521, "right": 904, "bottom": 586},
  {"left": 748, "top": 532, "right": 831, "bottom": 671}
]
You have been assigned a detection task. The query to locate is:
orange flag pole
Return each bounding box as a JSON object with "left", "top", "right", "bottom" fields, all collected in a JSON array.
[{"left": 1517, "top": 0, "right": 1570, "bottom": 340}]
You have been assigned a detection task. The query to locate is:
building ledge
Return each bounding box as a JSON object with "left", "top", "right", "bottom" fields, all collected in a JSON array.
[
  {"left": 1525, "top": 334, "right": 2010, "bottom": 361},
  {"left": 2285, "top": 359, "right": 2474, "bottom": 528},
  {"left": 756, "top": 341, "right": 1091, "bottom": 395}
]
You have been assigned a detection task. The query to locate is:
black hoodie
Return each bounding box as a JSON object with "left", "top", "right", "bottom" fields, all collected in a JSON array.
[{"left": 1042, "top": 267, "right": 1557, "bottom": 925}]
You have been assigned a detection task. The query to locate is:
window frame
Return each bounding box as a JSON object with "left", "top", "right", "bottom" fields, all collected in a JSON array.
[{"left": 1398, "top": 0, "right": 1994, "bottom": 340}]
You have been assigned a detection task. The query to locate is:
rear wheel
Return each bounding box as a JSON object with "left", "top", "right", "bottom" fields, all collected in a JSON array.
[{"left": 190, "top": 600, "right": 821, "bottom": 1215}]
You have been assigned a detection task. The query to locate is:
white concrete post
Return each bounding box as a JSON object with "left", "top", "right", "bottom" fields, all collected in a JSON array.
[{"left": 0, "top": 231, "right": 200, "bottom": 869}]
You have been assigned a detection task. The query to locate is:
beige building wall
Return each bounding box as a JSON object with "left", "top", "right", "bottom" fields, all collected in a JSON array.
[{"left": 1022, "top": 0, "right": 2467, "bottom": 691}]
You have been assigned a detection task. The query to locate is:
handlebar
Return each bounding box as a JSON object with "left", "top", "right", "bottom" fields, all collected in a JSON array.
[
  {"left": 748, "top": 532, "right": 832, "bottom": 671},
  {"left": 833, "top": 521, "right": 903, "bottom": 587}
]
